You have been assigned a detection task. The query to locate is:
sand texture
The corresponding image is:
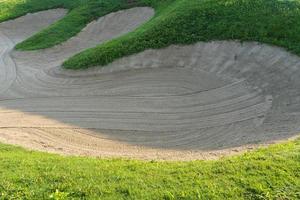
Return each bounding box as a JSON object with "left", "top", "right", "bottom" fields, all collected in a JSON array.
[{"left": 0, "top": 8, "right": 299, "bottom": 160}]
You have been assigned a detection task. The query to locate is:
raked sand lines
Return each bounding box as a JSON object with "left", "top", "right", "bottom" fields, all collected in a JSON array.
[{"left": 0, "top": 8, "right": 299, "bottom": 160}]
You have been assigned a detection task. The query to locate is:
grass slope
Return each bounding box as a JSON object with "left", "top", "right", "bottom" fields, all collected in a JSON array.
[
  {"left": 0, "top": 0, "right": 144, "bottom": 50},
  {"left": 0, "top": 140, "right": 299, "bottom": 199},
  {"left": 64, "top": 0, "right": 300, "bottom": 69},
  {"left": 3, "top": 0, "right": 300, "bottom": 69},
  {"left": 0, "top": 0, "right": 80, "bottom": 22}
]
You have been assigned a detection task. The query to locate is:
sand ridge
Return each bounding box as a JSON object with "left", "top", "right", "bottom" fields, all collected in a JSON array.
[{"left": 0, "top": 8, "right": 299, "bottom": 160}]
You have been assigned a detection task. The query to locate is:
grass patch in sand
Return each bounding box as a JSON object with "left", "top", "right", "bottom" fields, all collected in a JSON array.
[
  {"left": 0, "top": 0, "right": 83, "bottom": 50},
  {"left": 0, "top": 0, "right": 78, "bottom": 22},
  {"left": 0, "top": 140, "right": 299, "bottom": 199},
  {"left": 4, "top": 0, "right": 300, "bottom": 69},
  {"left": 0, "top": 0, "right": 144, "bottom": 50},
  {"left": 63, "top": 0, "right": 300, "bottom": 69}
]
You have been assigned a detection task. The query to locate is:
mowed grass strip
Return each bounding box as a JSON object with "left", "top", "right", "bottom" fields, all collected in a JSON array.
[{"left": 0, "top": 139, "right": 299, "bottom": 199}]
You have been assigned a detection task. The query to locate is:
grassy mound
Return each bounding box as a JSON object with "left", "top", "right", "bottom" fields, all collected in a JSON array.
[
  {"left": 0, "top": 0, "right": 145, "bottom": 50},
  {"left": 63, "top": 0, "right": 300, "bottom": 69},
  {"left": 3, "top": 0, "right": 300, "bottom": 69},
  {"left": 0, "top": 139, "right": 299, "bottom": 199}
]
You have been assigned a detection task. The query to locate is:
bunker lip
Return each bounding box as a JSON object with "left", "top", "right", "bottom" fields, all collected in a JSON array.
[
  {"left": 0, "top": 8, "right": 300, "bottom": 161},
  {"left": 0, "top": 127, "right": 299, "bottom": 161}
]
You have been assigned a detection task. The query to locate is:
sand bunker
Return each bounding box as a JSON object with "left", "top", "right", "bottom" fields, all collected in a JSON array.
[{"left": 0, "top": 8, "right": 299, "bottom": 160}]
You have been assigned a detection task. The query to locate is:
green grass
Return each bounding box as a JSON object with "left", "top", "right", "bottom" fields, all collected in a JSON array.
[
  {"left": 0, "top": 0, "right": 79, "bottom": 22},
  {"left": 63, "top": 0, "right": 300, "bottom": 69},
  {"left": 0, "top": 139, "right": 299, "bottom": 199},
  {"left": 0, "top": 0, "right": 145, "bottom": 50},
  {"left": 3, "top": 0, "right": 300, "bottom": 69}
]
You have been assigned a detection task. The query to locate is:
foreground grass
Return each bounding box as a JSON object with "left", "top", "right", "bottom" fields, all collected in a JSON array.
[{"left": 0, "top": 140, "right": 299, "bottom": 199}]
